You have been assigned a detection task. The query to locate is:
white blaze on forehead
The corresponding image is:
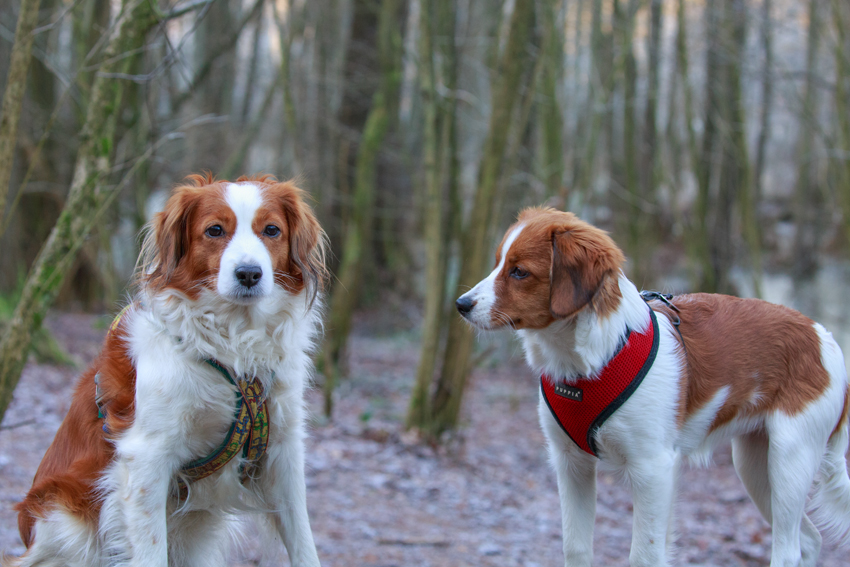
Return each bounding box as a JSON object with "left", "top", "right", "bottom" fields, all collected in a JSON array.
[
  {"left": 217, "top": 183, "right": 274, "bottom": 298},
  {"left": 225, "top": 182, "right": 263, "bottom": 225},
  {"left": 492, "top": 223, "right": 526, "bottom": 277},
  {"left": 460, "top": 223, "right": 526, "bottom": 328}
]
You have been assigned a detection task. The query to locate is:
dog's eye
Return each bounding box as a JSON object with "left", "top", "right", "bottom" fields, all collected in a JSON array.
[
  {"left": 263, "top": 225, "right": 281, "bottom": 237},
  {"left": 510, "top": 266, "right": 529, "bottom": 280},
  {"left": 205, "top": 225, "right": 224, "bottom": 238}
]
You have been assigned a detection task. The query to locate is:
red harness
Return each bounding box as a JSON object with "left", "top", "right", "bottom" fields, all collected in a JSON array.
[{"left": 541, "top": 308, "right": 659, "bottom": 457}]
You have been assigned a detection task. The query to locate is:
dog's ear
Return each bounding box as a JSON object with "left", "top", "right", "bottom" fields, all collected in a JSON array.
[
  {"left": 143, "top": 185, "right": 202, "bottom": 290},
  {"left": 276, "top": 182, "right": 328, "bottom": 302},
  {"left": 550, "top": 225, "right": 624, "bottom": 319}
]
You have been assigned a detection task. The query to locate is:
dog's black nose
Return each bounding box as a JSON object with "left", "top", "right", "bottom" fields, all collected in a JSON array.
[
  {"left": 235, "top": 265, "right": 263, "bottom": 288},
  {"left": 456, "top": 295, "right": 476, "bottom": 316}
]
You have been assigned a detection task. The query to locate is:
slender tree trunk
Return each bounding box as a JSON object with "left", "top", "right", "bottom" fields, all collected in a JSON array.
[
  {"left": 677, "top": 0, "right": 698, "bottom": 183},
  {"left": 619, "top": 0, "right": 646, "bottom": 284},
  {"left": 642, "top": 0, "right": 662, "bottom": 200},
  {"left": 407, "top": 0, "right": 452, "bottom": 429},
  {"left": 323, "top": 0, "right": 404, "bottom": 417},
  {"left": 428, "top": 0, "right": 536, "bottom": 436},
  {"left": 754, "top": 0, "right": 773, "bottom": 204},
  {"left": 734, "top": 0, "right": 762, "bottom": 297},
  {"left": 574, "top": 0, "right": 605, "bottom": 193},
  {"left": 239, "top": 12, "right": 264, "bottom": 125},
  {"left": 717, "top": 0, "right": 753, "bottom": 295},
  {"left": 539, "top": 0, "right": 564, "bottom": 198},
  {"left": 0, "top": 0, "right": 43, "bottom": 223},
  {"left": 0, "top": 0, "right": 158, "bottom": 422},
  {"left": 697, "top": 0, "right": 721, "bottom": 292},
  {"left": 793, "top": 0, "right": 823, "bottom": 278},
  {"left": 834, "top": 0, "right": 850, "bottom": 241}
]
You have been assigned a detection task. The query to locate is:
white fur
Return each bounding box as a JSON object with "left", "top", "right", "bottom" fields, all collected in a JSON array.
[
  {"left": 466, "top": 264, "right": 850, "bottom": 567},
  {"left": 462, "top": 223, "right": 525, "bottom": 329},
  {"left": 11, "top": 185, "right": 322, "bottom": 567},
  {"left": 217, "top": 183, "right": 275, "bottom": 302}
]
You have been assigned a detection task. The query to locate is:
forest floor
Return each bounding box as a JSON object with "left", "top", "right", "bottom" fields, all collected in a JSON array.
[{"left": 1, "top": 311, "right": 848, "bottom": 566}]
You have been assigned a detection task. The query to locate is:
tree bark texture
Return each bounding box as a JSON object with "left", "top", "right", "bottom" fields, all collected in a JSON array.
[
  {"left": 0, "top": 0, "right": 158, "bottom": 423},
  {"left": 407, "top": 0, "right": 458, "bottom": 430},
  {"left": 539, "top": 0, "right": 564, "bottom": 198},
  {"left": 792, "top": 0, "right": 823, "bottom": 278},
  {"left": 428, "top": 0, "right": 536, "bottom": 436},
  {"left": 0, "top": 0, "right": 44, "bottom": 224},
  {"left": 323, "top": 0, "right": 404, "bottom": 417},
  {"left": 834, "top": 0, "right": 850, "bottom": 242},
  {"left": 754, "top": 0, "right": 773, "bottom": 204}
]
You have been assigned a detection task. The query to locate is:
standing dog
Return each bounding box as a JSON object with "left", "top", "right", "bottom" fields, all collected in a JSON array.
[
  {"left": 10, "top": 174, "right": 326, "bottom": 566},
  {"left": 456, "top": 207, "right": 850, "bottom": 567}
]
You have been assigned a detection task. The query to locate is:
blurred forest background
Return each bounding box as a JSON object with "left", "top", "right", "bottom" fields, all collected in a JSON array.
[{"left": 1, "top": 0, "right": 850, "bottom": 435}]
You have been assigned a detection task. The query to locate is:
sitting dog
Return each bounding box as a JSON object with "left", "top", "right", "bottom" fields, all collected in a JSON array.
[
  {"left": 10, "top": 174, "right": 326, "bottom": 566},
  {"left": 456, "top": 207, "right": 850, "bottom": 567}
]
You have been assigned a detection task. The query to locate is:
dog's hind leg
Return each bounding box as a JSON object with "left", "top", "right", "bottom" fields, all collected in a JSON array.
[
  {"left": 765, "top": 415, "right": 827, "bottom": 567},
  {"left": 733, "top": 431, "right": 822, "bottom": 567},
  {"left": 4, "top": 508, "right": 101, "bottom": 567}
]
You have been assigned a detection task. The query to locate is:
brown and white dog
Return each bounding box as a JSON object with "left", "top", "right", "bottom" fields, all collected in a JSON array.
[
  {"left": 456, "top": 207, "right": 850, "bottom": 567},
  {"left": 9, "top": 174, "right": 326, "bottom": 567}
]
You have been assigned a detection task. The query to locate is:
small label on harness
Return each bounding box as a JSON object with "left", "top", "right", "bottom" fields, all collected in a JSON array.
[{"left": 554, "top": 383, "right": 582, "bottom": 401}]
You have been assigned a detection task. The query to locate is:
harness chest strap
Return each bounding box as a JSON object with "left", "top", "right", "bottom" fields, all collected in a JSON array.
[
  {"left": 541, "top": 307, "right": 660, "bottom": 457},
  {"left": 96, "top": 306, "right": 270, "bottom": 496}
]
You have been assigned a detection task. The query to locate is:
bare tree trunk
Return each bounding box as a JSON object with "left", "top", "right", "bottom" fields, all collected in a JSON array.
[
  {"left": 734, "top": 0, "right": 762, "bottom": 297},
  {"left": 573, "top": 0, "right": 605, "bottom": 193},
  {"left": 718, "top": 0, "right": 753, "bottom": 295},
  {"left": 834, "top": 0, "right": 850, "bottom": 241},
  {"left": 642, "top": 0, "right": 662, "bottom": 200},
  {"left": 753, "top": 0, "right": 773, "bottom": 204},
  {"left": 793, "top": 0, "right": 823, "bottom": 278},
  {"left": 619, "top": 0, "right": 647, "bottom": 284},
  {"left": 428, "top": 0, "right": 536, "bottom": 436},
  {"left": 323, "top": 0, "right": 404, "bottom": 417},
  {"left": 696, "top": 0, "right": 721, "bottom": 292},
  {"left": 0, "top": 0, "right": 43, "bottom": 222},
  {"left": 0, "top": 0, "right": 158, "bottom": 422},
  {"left": 539, "top": 0, "right": 564, "bottom": 198},
  {"left": 407, "top": 0, "right": 458, "bottom": 430}
]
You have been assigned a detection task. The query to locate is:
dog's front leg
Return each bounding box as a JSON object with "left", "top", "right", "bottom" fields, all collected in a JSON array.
[
  {"left": 541, "top": 397, "right": 597, "bottom": 566},
  {"left": 258, "top": 404, "right": 320, "bottom": 566},
  {"left": 553, "top": 448, "right": 598, "bottom": 566},
  {"left": 116, "top": 435, "right": 174, "bottom": 567},
  {"left": 626, "top": 451, "right": 678, "bottom": 567}
]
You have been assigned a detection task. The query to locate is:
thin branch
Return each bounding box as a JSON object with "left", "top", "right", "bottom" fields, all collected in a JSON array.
[
  {"left": 162, "top": 0, "right": 216, "bottom": 20},
  {"left": 171, "top": 0, "right": 266, "bottom": 110}
]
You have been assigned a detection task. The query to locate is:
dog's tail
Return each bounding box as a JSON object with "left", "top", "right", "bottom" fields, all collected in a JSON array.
[{"left": 809, "top": 383, "right": 850, "bottom": 547}]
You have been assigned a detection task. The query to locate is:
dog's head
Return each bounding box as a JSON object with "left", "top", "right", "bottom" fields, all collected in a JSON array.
[
  {"left": 141, "top": 173, "right": 327, "bottom": 305},
  {"left": 456, "top": 208, "right": 624, "bottom": 330}
]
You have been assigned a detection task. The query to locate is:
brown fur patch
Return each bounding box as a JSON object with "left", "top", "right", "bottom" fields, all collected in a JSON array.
[
  {"left": 651, "top": 294, "right": 832, "bottom": 430},
  {"left": 261, "top": 181, "right": 328, "bottom": 301},
  {"left": 489, "top": 208, "right": 624, "bottom": 330},
  {"left": 15, "top": 325, "right": 136, "bottom": 546}
]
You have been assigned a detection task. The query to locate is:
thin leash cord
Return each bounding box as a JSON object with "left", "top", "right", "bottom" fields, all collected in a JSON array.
[{"left": 639, "top": 291, "right": 689, "bottom": 360}]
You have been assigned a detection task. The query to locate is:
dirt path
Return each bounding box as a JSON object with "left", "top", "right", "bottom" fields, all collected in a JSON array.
[{"left": 1, "top": 313, "right": 847, "bottom": 566}]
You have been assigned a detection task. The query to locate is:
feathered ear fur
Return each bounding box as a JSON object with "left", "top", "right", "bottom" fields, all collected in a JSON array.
[
  {"left": 549, "top": 221, "right": 624, "bottom": 319},
  {"left": 138, "top": 176, "right": 210, "bottom": 291},
  {"left": 272, "top": 181, "right": 328, "bottom": 304}
]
